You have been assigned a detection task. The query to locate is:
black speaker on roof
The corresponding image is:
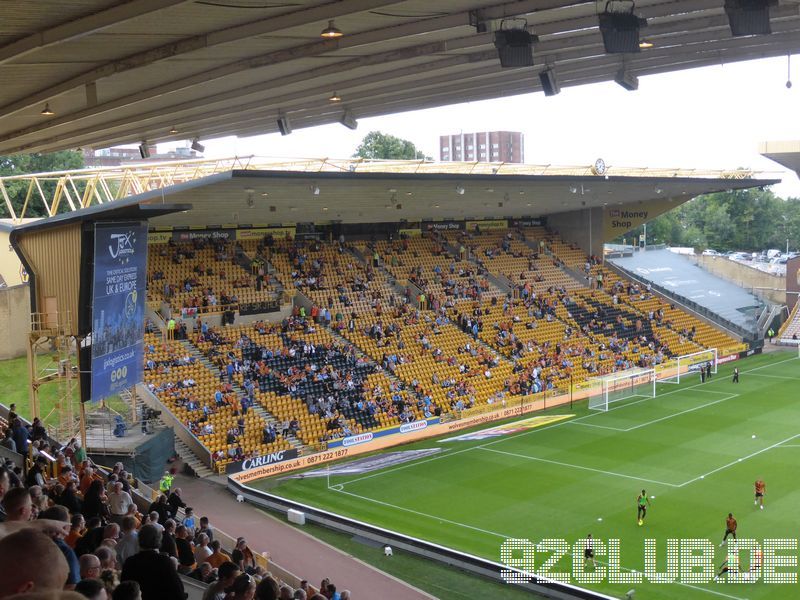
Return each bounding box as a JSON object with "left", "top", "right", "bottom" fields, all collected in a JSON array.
[
  {"left": 277, "top": 115, "right": 292, "bottom": 136},
  {"left": 539, "top": 68, "right": 560, "bottom": 96},
  {"left": 598, "top": 1, "right": 647, "bottom": 54},
  {"left": 724, "top": 0, "right": 777, "bottom": 36},
  {"left": 494, "top": 21, "right": 538, "bottom": 68}
]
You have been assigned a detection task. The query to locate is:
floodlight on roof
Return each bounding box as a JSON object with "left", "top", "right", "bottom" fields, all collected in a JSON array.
[
  {"left": 494, "top": 19, "right": 537, "bottom": 68},
  {"left": 329, "top": 91, "right": 342, "bottom": 102},
  {"left": 598, "top": 1, "right": 647, "bottom": 54},
  {"left": 724, "top": 0, "right": 776, "bottom": 36},
  {"left": 169, "top": 126, "right": 179, "bottom": 135},
  {"left": 320, "top": 20, "right": 343, "bottom": 38},
  {"left": 41, "top": 103, "right": 54, "bottom": 116}
]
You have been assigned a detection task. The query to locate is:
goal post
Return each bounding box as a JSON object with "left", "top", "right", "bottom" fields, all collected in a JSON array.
[
  {"left": 588, "top": 368, "right": 656, "bottom": 412},
  {"left": 658, "top": 348, "right": 717, "bottom": 384}
]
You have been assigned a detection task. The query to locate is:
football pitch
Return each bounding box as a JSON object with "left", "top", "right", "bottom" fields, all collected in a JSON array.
[{"left": 255, "top": 351, "right": 800, "bottom": 600}]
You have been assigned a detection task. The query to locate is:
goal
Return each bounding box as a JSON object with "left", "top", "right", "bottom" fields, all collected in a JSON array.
[
  {"left": 659, "top": 348, "right": 717, "bottom": 384},
  {"left": 588, "top": 368, "right": 656, "bottom": 412}
]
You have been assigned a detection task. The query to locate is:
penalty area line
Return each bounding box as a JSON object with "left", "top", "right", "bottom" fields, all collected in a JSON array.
[
  {"left": 478, "top": 447, "right": 681, "bottom": 488},
  {"left": 679, "top": 433, "right": 800, "bottom": 487}
]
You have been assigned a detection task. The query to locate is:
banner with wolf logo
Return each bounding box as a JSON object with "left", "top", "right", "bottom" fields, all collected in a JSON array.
[{"left": 91, "top": 222, "right": 148, "bottom": 402}]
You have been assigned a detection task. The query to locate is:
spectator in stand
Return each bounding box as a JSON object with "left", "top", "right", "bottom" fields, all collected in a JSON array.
[
  {"left": 174, "top": 524, "right": 196, "bottom": 573},
  {"left": 202, "top": 561, "right": 240, "bottom": 600},
  {"left": 193, "top": 533, "right": 212, "bottom": 564},
  {"left": 254, "top": 576, "right": 279, "bottom": 600},
  {"left": 205, "top": 539, "right": 230, "bottom": 568},
  {"left": 39, "top": 505, "right": 81, "bottom": 589},
  {"left": 167, "top": 488, "right": 186, "bottom": 516},
  {"left": 111, "top": 581, "right": 141, "bottom": 600},
  {"left": 160, "top": 519, "right": 178, "bottom": 558},
  {"left": 2, "top": 486, "right": 33, "bottom": 521},
  {"left": 75, "top": 517, "right": 104, "bottom": 557},
  {"left": 195, "top": 516, "right": 214, "bottom": 542},
  {"left": 188, "top": 562, "right": 214, "bottom": 584},
  {"left": 0, "top": 529, "right": 69, "bottom": 597},
  {"left": 147, "top": 495, "right": 170, "bottom": 524},
  {"left": 82, "top": 480, "right": 111, "bottom": 523},
  {"left": 66, "top": 514, "right": 86, "bottom": 549},
  {"left": 75, "top": 578, "right": 108, "bottom": 600},
  {"left": 10, "top": 418, "right": 28, "bottom": 456},
  {"left": 120, "top": 524, "right": 185, "bottom": 600},
  {"left": 80, "top": 554, "right": 102, "bottom": 580},
  {"left": 107, "top": 483, "right": 134, "bottom": 525},
  {"left": 0, "top": 466, "right": 9, "bottom": 521},
  {"left": 59, "top": 480, "right": 84, "bottom": 515},
  {"left": 230, "top": 573, "right": 256, "bottom": 600},
  {"left": 231, "top": 537, "right": 257, "bottom": 574},
  {"left": 1, "top": 429, "right": 15, "bottom": 453},
  {"left": 115, "top": 516, "right": 139, "bottom": 565},
  {"left": 95, "top": 545, "right": 118, "bottom": 573}
]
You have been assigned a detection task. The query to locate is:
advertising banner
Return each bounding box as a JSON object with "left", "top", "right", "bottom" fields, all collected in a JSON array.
[
  {"left": 422, "top": 220, "right": 464, "bottom": 232},
  {"left": 236, "top": 227, "right": 295, "bottom": 241},
  {"left": 466, "top": 219, "right": 508, "bottom": 231},
  {"left": 603, "top": 198, "right": 676, "bottom": 240},
  {"left": 147, "top": 231, "right": 172, "bottom": 244},
  {"left": 91, "top": 223, "right": 148, "bottom": 402},
  {"left": 225, "top": 448, "right": 299, "bottom": 474},
  {"left": 326, "top": 418, "right": 436, "bottom": 449},
  {"left": 172, "top": 228, "right": 235, "bottom": 242}
]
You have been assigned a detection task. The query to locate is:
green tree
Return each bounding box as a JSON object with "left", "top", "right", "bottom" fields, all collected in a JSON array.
[
  {"left": 353, "top": 131, "right": 430, "bottom": 160},
  {"left": 0, "top": 151, "right": 85, "bottom": 218}
]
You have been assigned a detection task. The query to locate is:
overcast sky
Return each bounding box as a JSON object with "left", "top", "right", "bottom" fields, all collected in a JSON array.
[{"left": 159, "top": 54, "right": 800, "bottom": 199}]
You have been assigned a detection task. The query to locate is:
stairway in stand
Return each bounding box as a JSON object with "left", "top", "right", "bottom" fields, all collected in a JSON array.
[{"left": 177, "top": 340, "right": 306, "bottom": 452}]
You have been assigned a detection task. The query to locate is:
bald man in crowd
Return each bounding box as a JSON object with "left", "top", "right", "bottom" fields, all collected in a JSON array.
[{"left": 0, "top": 529, "right": 69, "bottom": 597}]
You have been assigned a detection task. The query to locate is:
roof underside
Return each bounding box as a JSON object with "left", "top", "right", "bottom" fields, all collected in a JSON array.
[
  {"left": 760, "top": 140, "right": 800, "bottom": 177},
  {"left": 0, "top": 0, "right": 799, "bottom": 155},
  {"left": 136, "top": 167, "right": 771, "bottom": 227}
]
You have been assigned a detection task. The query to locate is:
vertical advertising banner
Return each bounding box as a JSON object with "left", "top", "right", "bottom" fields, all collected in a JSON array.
[{"left": 91, "top": 223, "right": 148, "bottom": 403}]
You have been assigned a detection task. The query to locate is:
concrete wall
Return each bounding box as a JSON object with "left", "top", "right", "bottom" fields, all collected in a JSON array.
[
  {"left": 0, "top": 284, "right": 30, "bottom": 359},
  {"left": 547, "top": 206, "right": 604, "bottom": 258},
  {"left": 694, "top": 255, "right": 785, "bottom": 305}
]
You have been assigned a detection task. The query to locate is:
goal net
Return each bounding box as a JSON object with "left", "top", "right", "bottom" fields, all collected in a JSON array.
[
  {"left": 587, "top": 368, "right": 656, "bottom": 412},
  {"left": 658, "top": 348, "right": 717, "bottom": 384}
]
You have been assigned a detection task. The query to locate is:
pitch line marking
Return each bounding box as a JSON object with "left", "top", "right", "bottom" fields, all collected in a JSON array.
[
  {"left": 329, "top": 489, "right": 748, "bottom": 600},
  {"left": 479, "top": 446, "right": 681, "bottom": 488},
  {"left": 332, "top": 486, "right": 511, "bottom": 539},
  {"left": 571, "top": 421, "right": 628, "bottom": 432},
  {"left": 744, "top": 372, "right": 797, "bottom": 381},
  {"left": 621, "top": 395, "right": 739, "bottom": 432},
  {"left": 678, "top": 433, "right": 800, "bottom": 487}
]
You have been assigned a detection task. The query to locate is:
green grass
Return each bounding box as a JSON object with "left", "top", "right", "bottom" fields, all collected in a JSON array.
[
  {"left": 0, "top": 355, "right": 128, "bottom": 427},
  {"left": 254, "top": 351, "right": 800, "bottom": 600}
]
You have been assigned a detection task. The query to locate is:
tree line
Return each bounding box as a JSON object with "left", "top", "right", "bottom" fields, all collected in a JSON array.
[{"left": 620, "top": 187, "right": 800, "bottom": 253}]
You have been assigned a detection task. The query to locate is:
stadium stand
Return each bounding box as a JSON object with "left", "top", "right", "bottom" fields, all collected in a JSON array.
[{"left": 142, "top": 225, "right": 745, "bottom": 471}]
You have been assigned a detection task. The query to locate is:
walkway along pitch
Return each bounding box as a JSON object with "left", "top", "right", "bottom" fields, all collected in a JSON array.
[{"left": 173, "top": 473, "right": 435, "bottom": 600}]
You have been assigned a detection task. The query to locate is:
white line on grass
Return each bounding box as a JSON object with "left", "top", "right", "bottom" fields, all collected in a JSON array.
[
  {"left": 621, "top": 395, "right": 738, "bottom": 432},
  {"left": 775, "top": 444, "right": 800, "bottom": 448},
  {"left": 479, "top": 446, "right": 681, "bottom": 488},
  {"left": 678, "top": 433, "right": 800, "bottom": 487},
  {"left": 332, "top": 486, "right": 511, "bottom": 539},
  {"left": 571, "top": 421, "right": 628, "bottom": 432},
  {"left": 743, "top": 372, "right": 797, "bottom": 381}
]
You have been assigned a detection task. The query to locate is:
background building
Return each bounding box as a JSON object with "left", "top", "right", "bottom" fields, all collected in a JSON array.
[{"left": 439, "top": 131, "right": 524, "bottom": 163}]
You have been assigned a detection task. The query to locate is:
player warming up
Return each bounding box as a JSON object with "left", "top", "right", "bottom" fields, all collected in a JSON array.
[
  {"left": 732, "top": 367, "right": 739, "bottom": 383},
  {"left": 720, "top": 513, "right": 737, "bottom": 546},
  {"left": 584, "top": 533, "right": 595, "bottom": 568},
  {"left": 754, "top": 479, "right": 765, "bottom": 509},
  {"left": 637, "top": 490, "right": 651, "bottom": 526}
]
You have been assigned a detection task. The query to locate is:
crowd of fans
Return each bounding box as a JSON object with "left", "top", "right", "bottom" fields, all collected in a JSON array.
[{"left": 0, "top": 417, "right": 351, "bottom": 600}]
